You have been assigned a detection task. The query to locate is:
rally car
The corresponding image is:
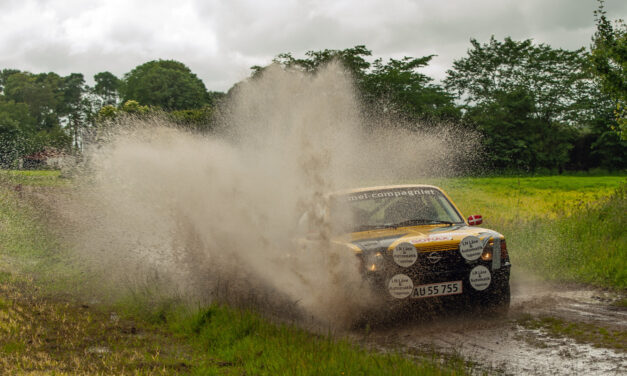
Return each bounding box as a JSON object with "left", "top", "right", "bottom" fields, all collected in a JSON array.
[{"left": 315, "top": 184, "right": 511, "bottom": 310}]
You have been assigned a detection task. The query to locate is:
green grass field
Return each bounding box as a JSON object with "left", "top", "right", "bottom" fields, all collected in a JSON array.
[
  {"left": 430, "top": 175, "right": 627, "bottom": 289},
  {"left": 1, "top": 170, "right": 625, "bottom": 374}
]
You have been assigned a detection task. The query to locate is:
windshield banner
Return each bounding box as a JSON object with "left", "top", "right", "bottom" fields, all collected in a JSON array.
[{"left": 347, "top": 188, "right": 439, "bottom": 202}]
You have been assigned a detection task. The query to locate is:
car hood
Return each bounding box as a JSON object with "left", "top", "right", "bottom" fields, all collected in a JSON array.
[{"left": 338, "top": 224, "right": 503, "bottom": 253}]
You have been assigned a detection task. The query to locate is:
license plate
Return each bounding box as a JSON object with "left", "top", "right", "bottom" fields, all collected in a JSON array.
[{"left": 412, "top": 280, "right": 462, "bottom": 299}]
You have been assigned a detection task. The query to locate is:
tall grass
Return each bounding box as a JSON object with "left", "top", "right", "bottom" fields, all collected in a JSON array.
[
  {"left": 162, "top": 304, "right": 468, "bottom": 375},
  {"left": 512, "top": 184, "right": 626, "bottom": 288},
  {"left": 431, "top": 176, "right": 626, "bottom": 289}
]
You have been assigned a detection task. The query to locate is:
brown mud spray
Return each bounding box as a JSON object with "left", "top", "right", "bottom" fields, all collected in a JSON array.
[{"left": 60, "top": 63, "right": 480, "bottom": 327}]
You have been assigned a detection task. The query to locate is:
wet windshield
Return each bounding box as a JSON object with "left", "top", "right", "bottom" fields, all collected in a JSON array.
[{"left": 330, "top": 187, "right": 464, "bottom": 233}]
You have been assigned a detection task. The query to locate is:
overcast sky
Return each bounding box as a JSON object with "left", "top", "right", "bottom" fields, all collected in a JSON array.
[{"left": 1, "top": 0, "right": 625, "bottom": 92}]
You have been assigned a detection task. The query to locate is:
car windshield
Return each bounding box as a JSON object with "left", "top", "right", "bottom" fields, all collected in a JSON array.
[{"left": 329, "top": 187, "right": 464, "bottom": 233}]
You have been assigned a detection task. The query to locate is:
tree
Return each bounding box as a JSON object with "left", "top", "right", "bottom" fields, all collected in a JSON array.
[
  {"left": 95, "top": 100, "right": 152, "bottom": 123},
  {"left": 3, "top": 71, "right": 63, "bottom": 130},
  {"left": 445, "top": 37, "right": 593, "bottom": 125},
  {"left": 363, "top": 56, "right": 460, "bottom": 121},
  {"left": 0, "top": 115, "right": 26, "bottom": 168},
  {"left": 445, "top": 37, "right": 599, "bottom": 171},
  {"left": 207, "top": 91, "right": 226, "bottom": 106},
  {"left": 0, "top": 100, "right": 37, "bottom": 167},
  {"left": 0, "top": 69, "right": 20, "bottom": 94},
  {"left": 590, "top": 0, "right": 627, "bottom": 139},
  {"left": 254, "top": 46, "right": 460, "bottom": 122},
  {"left": 94, "top": 71, "right": 121, "bottom": 106},
  {"left": 59, "top": 73, "right": 88, "bottom": 150},
  {"left": 121, "top": 60, "right": 209, "bottom": 110},
  {"left": 169, "top": 106, "right": 214, "bottom": 132},
  {"left": 465, "top": 89, "right": 574, "bottom": 171},
  {"left": 0, "top": 99, "right": 36, "bottom": 131},
  {"left": 267, "top": 45, "right": 372, "bottom": 78}
]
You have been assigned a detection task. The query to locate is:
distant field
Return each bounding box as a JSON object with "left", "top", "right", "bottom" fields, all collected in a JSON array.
[
  {"left": 429, "top": 175, "right": 627, "bottom": 289},
  {"left": 434, "top": 175, "right": 625, "bottom": 221}
]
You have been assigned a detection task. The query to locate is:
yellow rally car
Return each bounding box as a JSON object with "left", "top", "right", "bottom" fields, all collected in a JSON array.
[{"left": 321, "top": 184, "right": 511, "bottom": 309}]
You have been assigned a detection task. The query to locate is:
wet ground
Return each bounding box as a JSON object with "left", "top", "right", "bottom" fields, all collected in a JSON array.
[{"left": 355, "top": 271, "right": 626, "bottom": 375}]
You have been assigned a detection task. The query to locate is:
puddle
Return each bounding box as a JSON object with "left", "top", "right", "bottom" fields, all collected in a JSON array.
[{"left": 356, "top": 278, "right": 626, "bottom": 375}]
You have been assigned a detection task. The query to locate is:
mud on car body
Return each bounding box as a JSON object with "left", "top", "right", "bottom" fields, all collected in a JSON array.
[{"left": 320, "top": 185, "right": 511, "bottom": 309}]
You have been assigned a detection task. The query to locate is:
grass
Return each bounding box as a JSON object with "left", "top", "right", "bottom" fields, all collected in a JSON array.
[
  {"left": 0, "top": 169, "right": 68, "bottom": 187},
  {"left": 0, "top": 171, "right": 468, "bottom": 375},
  {"left": 0, "top": 281, "right": 467, "bottom": 375},
  {"left": 1, "top": 170, "right": 625, "bottom": 373},
  {"left": 164, "top": 304, "right": 467, "bottom": 375},
  {"left": 424, "top": 175, "right": 627, "bottom": 289},
  {"left": 517, "top": 314, "right": 627, "bottom": 351},
  {"left": 0, "top": 178, "right": 54, "bottom": 265},
  {"left": 0, "top": 172, "right": 79, "bottom": 294},
  {"left": 431, "top": 175, "right": 625, "bottom": 221},
  {"left": 0, "top": 279, "right": 194, "bottom": 374}
]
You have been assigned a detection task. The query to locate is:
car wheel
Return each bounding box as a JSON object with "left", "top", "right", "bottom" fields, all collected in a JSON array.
[{"left": 481, "top": 282, "right": 510, "bottom": 315}]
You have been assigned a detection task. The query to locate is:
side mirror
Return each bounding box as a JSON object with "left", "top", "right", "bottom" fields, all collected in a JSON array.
[{"left": 468, "top": 215, "right": 482, "bottom": 226}]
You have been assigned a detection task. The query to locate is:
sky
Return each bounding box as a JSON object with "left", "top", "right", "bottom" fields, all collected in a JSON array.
[{"left": 1, "top": 0, "right": 625, "bottom": 92}]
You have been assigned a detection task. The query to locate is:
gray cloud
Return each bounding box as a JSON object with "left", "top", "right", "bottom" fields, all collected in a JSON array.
[{"left": 0, "top": 0, "right": 625, "bottom": 91}]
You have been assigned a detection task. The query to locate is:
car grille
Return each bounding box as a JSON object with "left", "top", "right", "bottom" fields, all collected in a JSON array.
[
  {"left": 376, "top": 245, "right": 463, "bottom": 267},
  {"left": 415, "top": 247, "right": 464, "bottom": 274},
  {"left": 379, "top": 244, "right": 466, "bottom": 280}
]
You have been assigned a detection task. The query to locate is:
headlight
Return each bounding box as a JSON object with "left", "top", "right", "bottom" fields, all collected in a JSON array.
[
  {"left": 481, "top": 240, "right": 493, "bottom": 261},
  {"left": 480, "top": 238, "right": 507, "bottom": 261},
  {"left": 365, "top": 251, "right": 384, "bottom": 271}
]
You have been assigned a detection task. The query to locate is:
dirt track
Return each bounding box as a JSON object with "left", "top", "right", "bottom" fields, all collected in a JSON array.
[{"left": 356, "top": 271, "right": 626, "bottom": 375}]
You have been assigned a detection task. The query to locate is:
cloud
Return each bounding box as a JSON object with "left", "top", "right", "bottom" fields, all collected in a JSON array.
[{"left": 0, "top": 0, "right": 625, "bottom": 91}]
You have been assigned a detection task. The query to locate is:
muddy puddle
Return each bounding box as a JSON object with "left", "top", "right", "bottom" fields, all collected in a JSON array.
[{"left": 355, "top": 271, "right": 626, "bottom": 375}]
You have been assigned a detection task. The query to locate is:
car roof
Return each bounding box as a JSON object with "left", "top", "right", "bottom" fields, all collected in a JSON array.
[{"left": 331, "top": 184, "right": 443, "bottom": 196}]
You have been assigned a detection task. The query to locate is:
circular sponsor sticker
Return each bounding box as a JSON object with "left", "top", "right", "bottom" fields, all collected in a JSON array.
[
  {"left": 459, "top": 235, "right": 483, "bottom": 261},
  {"left": 469, "top": 265, "right": 491, "bottom": 291},
  {"left": 387, "top": 273, "right": 414, "bottom": 299},
  {"left": 393, "top": 242, "right": 418, "bottom": 267}
]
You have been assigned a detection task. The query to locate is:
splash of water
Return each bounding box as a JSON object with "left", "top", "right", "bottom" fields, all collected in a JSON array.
[{"left": 60, "top": 63, "right": 480, "bottom": 327}]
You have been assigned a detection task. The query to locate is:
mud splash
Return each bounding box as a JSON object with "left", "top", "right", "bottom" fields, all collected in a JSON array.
[{"left": 59, "top": 63, "right": 479, "bottom": 327}]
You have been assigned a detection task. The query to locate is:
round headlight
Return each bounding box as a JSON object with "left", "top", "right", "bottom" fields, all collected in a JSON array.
[{"left": 365, "top": 251, "right": 384, "bottom": 271}]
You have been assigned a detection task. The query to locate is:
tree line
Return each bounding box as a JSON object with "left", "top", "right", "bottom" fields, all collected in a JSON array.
[{"left": 0, "top": 2, "right": 624, "bottom": 172}]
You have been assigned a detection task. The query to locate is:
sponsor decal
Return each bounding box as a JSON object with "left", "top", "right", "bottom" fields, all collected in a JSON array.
[
  {"left": 392, "top": 242, "right": 418, "bottom": 267},
  {"left": 459, "top": 235, "right": 483, "bottom": 261},
  {"left": 411, "top": 235, "right": 453, "bottom": 244},
  {"left": 352, "top": 234, "right": 408, "bottom": 251},
  {"left": 388, "top": 273, "right": 414, "bottom": 299},
  {"left": 469, "top": 265, "right": 491, "bottom": 291},
  {"left": 347, "top": 188, "right": 438, "bottom": 202}
]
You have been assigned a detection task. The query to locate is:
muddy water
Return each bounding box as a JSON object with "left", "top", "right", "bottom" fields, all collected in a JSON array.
[{"left": 357, "top": 271, "right": 626, "bottom": 375}]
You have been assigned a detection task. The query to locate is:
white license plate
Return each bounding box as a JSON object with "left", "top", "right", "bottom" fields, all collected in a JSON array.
[{"left": 412, "top": 280, "right": 462, "bottom": 299}]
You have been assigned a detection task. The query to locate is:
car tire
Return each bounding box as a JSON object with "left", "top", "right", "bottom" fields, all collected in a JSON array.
[{"left": 481, "top": 282, "right": 510, "bottom": 315}]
